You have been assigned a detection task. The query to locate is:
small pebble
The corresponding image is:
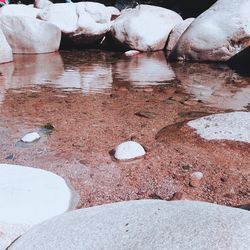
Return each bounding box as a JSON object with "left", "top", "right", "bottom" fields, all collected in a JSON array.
[
  {"left": 171, "top": 192, "right": 187, "bottom": 201},
  {"left": 114, "top": 141, "right": 145, "bottom": 160},
  {"left": 190, "top": 172, "right": 204, "bottom": 187},
  {"left": 21, "top": 132, "right": 40, "bottom": 143}
]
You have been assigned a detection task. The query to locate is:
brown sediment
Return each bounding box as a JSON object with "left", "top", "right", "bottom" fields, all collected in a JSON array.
[
  {"left": 0, "top": 84, "right": 249, "bottom": 209},
  {"left": 0, "top": 51, "right": 249, "bottom": 210}
]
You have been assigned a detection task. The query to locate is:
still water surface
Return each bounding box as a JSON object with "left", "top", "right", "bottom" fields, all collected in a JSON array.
[{"left": 0, "top": 50, "right": 249, "bottom": 110}]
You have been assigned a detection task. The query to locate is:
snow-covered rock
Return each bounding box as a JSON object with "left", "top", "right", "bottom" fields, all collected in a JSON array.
[
  {"left": 0, "top": 164, "right": 73, "bottom": 226},
  {"left": 114, "top": 141, "right": 145, "bottom": 160},
  {"left": 111, "top": 5, "right": 182, "bottom": 51},
  {"left": 171, "top": 0, "right": 250, "bottom": 61},
  {"left": 21, "top": 132, "right": 40, "bottom": 143},
  {"left": 9, "top": 200, "right": 250, "bottom": 250},
  {"left": 34, "top": 0, "right": 53, "bottom": 9},
  {"left": 188, "top": 112, "right": 250, "bottom": 143},
  {"left": 166, "top": 18, "right": 194, "bottom": 51},
  {"left": 0, "top": 16, "right": 61, "bottom": 54},
  {"left": 0, "top": 4, "right": 39, "bottom": 18},
  {"left": 0, "top": 28, "right": 13, "bottom": 64}
]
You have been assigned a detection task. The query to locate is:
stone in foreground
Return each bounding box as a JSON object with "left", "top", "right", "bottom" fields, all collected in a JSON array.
[
  {"left": 21, "top": 132, "right": 40, "bottom": 143},
  {"left": 188, "top": 112, "right": 250, "bottom": 143},
  {"left": 114, "top": 141, "right": 145, "bottom": 160},
  {"left": 0, "top": 16, "right": 61, "bottom": 54},
  {"left": 111, "top": 5, "right": 182, "bottom": 51},
  {"left": 0, "top": 164, "right": 72, "bottom": 225},
  {"left": 171, "top": 0, "right": 250, "bottom": 61},
  {"left": 10, "top": 200, "right": 250, "bottom": 250}
]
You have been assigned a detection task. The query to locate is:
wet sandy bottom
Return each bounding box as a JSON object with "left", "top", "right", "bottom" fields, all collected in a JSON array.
[{"left": 0, "top": 50, "right": 249, "bottom": 209}]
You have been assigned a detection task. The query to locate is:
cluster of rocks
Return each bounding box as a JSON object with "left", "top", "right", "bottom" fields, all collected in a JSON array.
[{"left": 0, "top": 0, "right": 249, "bottom": 64}]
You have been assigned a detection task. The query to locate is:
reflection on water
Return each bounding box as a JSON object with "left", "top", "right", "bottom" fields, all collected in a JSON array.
[
  {"left": 173, "top": 62, "right": 250, "bottom": 110},
  {"left": 112, "top": 51, "right": 175, "bottom": 87},
  {"left": 0, "top": 50, "right": 249, "bottom": 110}
]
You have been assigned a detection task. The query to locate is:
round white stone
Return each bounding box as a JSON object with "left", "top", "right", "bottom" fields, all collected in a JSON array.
[
  {"left": 9, "top": 200, "right": 250, "bottom": 250},
  {"left": 188, "top": 112, "right": 250, "bottom": 143},
  {"left": 0, "top": 164, "right": 72, "bottom": 225},
  {"left": 191, "top": 172, "right": 204, "bottom": 180},
  {"left": 21, "top": 132, "right": 40, "bottom": 143},
  {"left": 114, "top": 141, "right": 145, "bottom": 160}
]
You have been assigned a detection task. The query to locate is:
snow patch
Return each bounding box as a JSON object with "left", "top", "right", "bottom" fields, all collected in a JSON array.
[{"left": 188, "top": 112, "right": 250, "bottom": 143}]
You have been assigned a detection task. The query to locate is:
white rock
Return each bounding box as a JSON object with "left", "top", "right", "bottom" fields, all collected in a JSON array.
[
  {"left": 171, "top": 0, "right": 250, "bottom": 61},
  {"left": 166, "top": 18, "right": 194, "bottom": 51},
  {"left": 0, "top": 164, "right": 72, "bottom": 225},
  {"left": 114, "top": 141, "right": 145, "bottom": 160},
  {"left": 0, "top": 4, "right": 39, "bottom": 18},
  {"left": 0, "top": 15, "right": 61, "bottom": 54},
  {"left": 191, "top": 172, "right": 204, "bottom": 180},
  {"left": 124, "top": 50, "right": 140, "bottom": 56},
  {"left": 37, "top": 3, "right": 78, "bottom": 33},
  {"left": 34, "top": 0, "right": 53, "bottom": 9},
  {"left": 188, "top": 112, "right": 250, "bottom": 143},
  {"left": 0, "top": 222, "right": 30, "bottom": 250},
  {"left": 0, "top": 28, "right": 13, "bottom": 64},
  {"left": 107, "top": 6, "right": 120, "bottom": 17},
  {"left": 37, "top": 3, "right": 110, "bottom": 46},
  {"left": 21, "top": 132, "right": 40, "bottom": 143},
  {"left": 75, "top": 2, "right": 112, "bottom": 24},
  {"left": 9, "top": 200, "right": 250, "bottom": 250},
  {"left": 111, "top": 5, "right": 182, "bottom": 51}
]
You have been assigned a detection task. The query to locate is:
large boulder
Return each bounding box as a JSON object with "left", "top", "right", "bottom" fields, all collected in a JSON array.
[
  {"left": 37, "top": 3, "right": 112, "bottom": 47},
  {"left": 34, "top": 0, "right": 53, "bottom": 9},
  {"left": 0, "top": 28, "right": 13, "bottom": 64},
  {"left": 9, "top": 200, "right": 250, "bottom": 250},
  {"left": 0, "top": 164, "right": 74, "bottom": 249},
  {"left": 170, "top": 0, "right": 250, "bottom": 61},
  {"left": 166, "top": 18, "right": 194, "bottom": 51},
  {"left": 0, "top": 4, "right": 39, "bottom": 18},
  {"left": 37, "top": 3, "right": 78, "bottom": 33},
  {"left": 0, "top": 15, "right": 61, "bottom": 54},
  {"left": 110, "top": 5, "right": 182, "bottom": 51}
]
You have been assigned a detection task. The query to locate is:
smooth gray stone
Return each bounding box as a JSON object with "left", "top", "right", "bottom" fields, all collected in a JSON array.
[{"left": 10, "top": 200, "right": 250, "bottom": 250}]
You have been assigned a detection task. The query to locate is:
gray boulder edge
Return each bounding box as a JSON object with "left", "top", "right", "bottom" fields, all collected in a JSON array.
[{"left": 10, "top": 200, "right": 250, "bottom": 250}]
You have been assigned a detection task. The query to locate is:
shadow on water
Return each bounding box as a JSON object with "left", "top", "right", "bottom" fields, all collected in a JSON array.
[{"left": 0, "top": 50, "right": 249, "bottom": 110}]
